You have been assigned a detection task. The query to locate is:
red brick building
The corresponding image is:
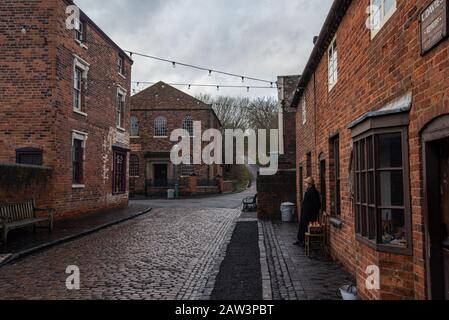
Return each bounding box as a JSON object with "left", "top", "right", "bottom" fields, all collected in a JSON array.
[
  {"left": 0, "top": 0, "right": 133, "bottom": 218},
  {"left": 291, "top": 0, "right": 449, "bottom": 299},
  {"left": 257, "top": 75, "right": 299, "bottom": 219},
  {"left": 129, "top": 82, "right": 222, "bottom": 196}
]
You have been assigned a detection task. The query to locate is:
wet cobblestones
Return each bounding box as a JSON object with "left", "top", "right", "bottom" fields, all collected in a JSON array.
[{"left": 0, "top": 208, "right": 240, "bottom": 300}]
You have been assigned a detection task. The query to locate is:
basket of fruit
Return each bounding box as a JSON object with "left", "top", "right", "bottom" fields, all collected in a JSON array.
[{"left": 308, "top": 221, "right": 323, "bottom": 234}]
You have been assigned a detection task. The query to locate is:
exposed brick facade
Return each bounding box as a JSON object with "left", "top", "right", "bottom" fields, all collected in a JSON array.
[
  {"left": 130, "top": 82, "right": 222, "bottom": 196},
  {"left": 0, "top": 0, "right": 133, "bottom": 218},
  {"left": 257, "top": 76, "right": 299, "bottom": 219},
  {"left": 292, "top": 0, "right": 449, "bottom": 300}
]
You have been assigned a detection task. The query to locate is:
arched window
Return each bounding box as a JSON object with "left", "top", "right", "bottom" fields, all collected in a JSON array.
[
  {"left": 154, "top": 116, "right": 167, "bottom": 137},
  {"left": 130, "top": 154, "right": 139, "bottom": 177},
  {"left": 131, "top": 116, "right": 139, "bottom": 137},
  {"left": 183, "top": 116, "right": 194, "bottom": 137}
]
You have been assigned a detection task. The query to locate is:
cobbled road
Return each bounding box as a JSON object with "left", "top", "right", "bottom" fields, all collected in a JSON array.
[{"left": 0, "top": 208, "right": 240, "bottom": 300}]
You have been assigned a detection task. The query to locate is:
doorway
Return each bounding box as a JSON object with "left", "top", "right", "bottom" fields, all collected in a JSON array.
[
  {"left": 423, "top": 115, "right": 449, "bottom": 300},
  {"left": 154, "top": 164, "right": 168, "bottom": 187}
]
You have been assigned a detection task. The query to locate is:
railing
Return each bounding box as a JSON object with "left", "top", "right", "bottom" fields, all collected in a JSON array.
[
  {"left": 197, "top": 179, "right": 218, "bottom": 187},
  {"left": 145, "top": 179, "right": 187, "bottom": 188}
]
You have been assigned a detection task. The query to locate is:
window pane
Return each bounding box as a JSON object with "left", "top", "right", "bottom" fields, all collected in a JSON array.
[
  {"left": 355, "top": 206, "right": 361, "bottom": 234},
  {"left": 355, "top": 173, "right": 360, "bottom": 203},
  {"left": 368, "top": 171, "right": 375, "bottom": 205},
  {"left": 361, "top": 172, "right": 367, "bottom": 203},
  {"left": 361, "top": 206, "right": 367, "bottom": 237},
  {"left": 378, "top": 133, "right": 402, "bottom": 168},
  {"left": 379, "top": 170, "right": 404, "bottom": 206},
  {"left": 368, "top": 207, "right": 376, "bottom": 240},
  {"left": 360, "top": 139, "right": 366, "bottom": 170},
  {"left": 381, "top": 209, "right": 406, "bottom": 247},
  {"left": 367, "top": 136, "right": 373, "bottom": 169},
  {"left": 384, "top": 0, "right": 395, "bottom": 15}
]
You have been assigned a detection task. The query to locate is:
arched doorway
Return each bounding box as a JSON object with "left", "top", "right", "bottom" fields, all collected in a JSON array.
[{"left": 422, "top": 114, "right": 449, "bottom": 300}]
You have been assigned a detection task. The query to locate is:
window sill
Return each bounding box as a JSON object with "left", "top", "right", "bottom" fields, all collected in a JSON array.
[
  {"left": 75, "top": 39, "right": 88, "bottom": 50},
  {"left": 355, "top": 234, "right": 412, "bottom": 256},
  {"left": 328, "top": 81, "right": 337, "bottom": 92},
  {"left": 73, "top": 109, "right": 87, "bottom": 117},
  {"left": 116, "top": 127, "right": 126, "bottom": 133},
  {"left": 329, "top": 217, "right": 343, "bottom": 229},
  {"left": 72, "top": 184, "right": 85, "bottom": 189},
  {"left": 154, "top": 136, "right": 168, "bottom": 139},
  {"left": 370, "top": 7, "right": 397, "bottom": 40},
  {"left": 118, "top": 72, "right": 126, "bottom": 80}
]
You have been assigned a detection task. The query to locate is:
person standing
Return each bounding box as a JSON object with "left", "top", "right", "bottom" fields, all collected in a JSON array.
[{"left": 294, "top": 177, "right": 321, "bottom": 246}]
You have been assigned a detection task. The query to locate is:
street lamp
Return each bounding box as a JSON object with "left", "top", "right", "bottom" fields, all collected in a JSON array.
[{"left": 172, "top": 145, "right": 180, "bottom": 199}]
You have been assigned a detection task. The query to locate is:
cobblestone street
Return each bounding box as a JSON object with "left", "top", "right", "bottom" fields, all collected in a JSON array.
[{"left": 0, "top": 208, "right": 240, "bottom": 300}]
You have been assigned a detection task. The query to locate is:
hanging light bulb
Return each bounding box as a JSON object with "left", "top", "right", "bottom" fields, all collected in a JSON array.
[
  {"left": 270, "top": 82, "right": 273, "bottom": 88},
  {"left": 216, "top": 86, "right": 220, "bottom": 91},
  {"left": 188, "top": 84, "right": 191, "bottom": 90},
  {"left": 209, "top": 70, "right": 212, "bottom": 77},
  {"left": 247, "top": 87, "right": 250, "bottom": 93},
  {"left": 172, "top": 62, "right": 176, "bottom": 68},
  {"left": 21, "top": 26, "right": 27, "bottom": 34},
  {"left": 242, "top": 77, "right": 245, "bottom": 83}
]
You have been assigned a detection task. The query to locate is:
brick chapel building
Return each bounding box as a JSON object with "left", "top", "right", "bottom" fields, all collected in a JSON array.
[
  {"left": 291, "top": 0, "right": 449, "bottom": 299},
  {"left": 129, "top": 82, "right": 222, "bottom": 196},
  {"left": 0, "top": 0, "right": 133, "bottom": 218}
]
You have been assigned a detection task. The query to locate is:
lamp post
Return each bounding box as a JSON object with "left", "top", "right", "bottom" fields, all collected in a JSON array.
[{"left": 173, "top": 145, "right": 180, "bottom": 199}]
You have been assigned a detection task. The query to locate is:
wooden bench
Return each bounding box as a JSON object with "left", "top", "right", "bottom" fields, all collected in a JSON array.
[
  {"left": 242, "top": 194, "right": 257, "bottom": 212},
  {"left": 0, "top": 200, "right": 54, "bottom": 244}
]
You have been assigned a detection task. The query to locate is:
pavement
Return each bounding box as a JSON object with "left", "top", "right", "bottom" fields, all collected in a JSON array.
[
  {"left": 0, "top": 204, "right": 152, "bottom": 262},
  {"left": 211, "top": 220, "right": 262, "bottom": 300},
  {"left": 0, "top": 181, "right": 354, "bottom": 301}
]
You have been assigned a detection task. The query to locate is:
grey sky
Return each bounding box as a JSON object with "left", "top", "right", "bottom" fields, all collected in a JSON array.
[{"left": 75, "top": 0, "right": 333, "bottom": 99}]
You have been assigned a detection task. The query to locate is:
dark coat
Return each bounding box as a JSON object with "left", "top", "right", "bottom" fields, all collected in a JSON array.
[{"left": 297, "top": 186, "right": 322, "bottom": 242}]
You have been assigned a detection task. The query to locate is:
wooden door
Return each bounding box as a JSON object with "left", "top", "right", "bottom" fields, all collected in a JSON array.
[{"left": 440, "top": 138, "right": 449, "bottom": 299}]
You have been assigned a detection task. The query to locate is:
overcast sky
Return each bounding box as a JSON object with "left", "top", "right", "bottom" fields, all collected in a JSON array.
[{"left": 75, "top": 0, "right": 333, "bottom": 99}]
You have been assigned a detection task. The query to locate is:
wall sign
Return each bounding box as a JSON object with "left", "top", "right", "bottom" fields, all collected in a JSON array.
[{"left": 421, "top": 0, "right": 448, "bottom": 54}]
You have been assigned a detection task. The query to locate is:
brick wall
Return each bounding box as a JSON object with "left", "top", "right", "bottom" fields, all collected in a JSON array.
[
  {"left": 293, "top": 0, "right": 449, "bottom": 300},
  {"left": 0, "top": 0, "right": 133, "bottom": 218},
  {"left": 257, "top": 170, "right": 297, "bottom": 220}
]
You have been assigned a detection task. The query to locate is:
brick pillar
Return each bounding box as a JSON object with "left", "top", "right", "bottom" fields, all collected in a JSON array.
[
  {"left": 217, "top": 176, "right": 224, "bottom": 193},
  {"left": 188, "top": 175, "right": 198, "bottom": 194}
]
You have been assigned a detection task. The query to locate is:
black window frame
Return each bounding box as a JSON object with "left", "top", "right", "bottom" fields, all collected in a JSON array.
[
  {"left": 319, "top": 153, "right": 327, "bottom": 212},
  {"left": 113, "top": 150, "right": 127, "bottom": 194},
  {"left": 72, "top": 139, "right": 84, "bottom": 185},
  {"left": 129, "top": 154, "right": 140, "bottom": 177},
  {"left": 16, "top": 148, "right": 43, "bottom": 166},
  {"left": 330, "top": 135, "right": 341, "bottom": 216},
  {"left": 353, "top": 126, "right": 412, "bottom": 255}
]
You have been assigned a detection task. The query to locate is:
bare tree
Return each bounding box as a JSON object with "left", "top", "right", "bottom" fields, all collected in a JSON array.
[
  {"left": 246, "top": 97, "right": 279, "bottom": 131},
  {"left": 196, "top": 94, "right": 250, "bottom": 130}
]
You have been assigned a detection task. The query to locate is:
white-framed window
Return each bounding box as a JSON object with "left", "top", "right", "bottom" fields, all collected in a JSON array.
[
  {"left": 116, "top": 87, "right": 127, "bottom": 130},
  {"left": 302, "top": 97, "right": 307, "bottom": 124},
  {"left": 130, "top": 116, "right": 139, "bottom": 137},
  {"left": 369, "top": 0, "right": 397, "bottom": 39},
  {"left": 75, "top": 20, "right": 85, "bottom": 43},
  {"left": 72, "top": 130, "right": 88, "bottom": 187},
  {"left": 155, "top": 116, "right": 168, "bottom": 137},
  {"left": 118, "top": 56, "right": 125, "bottom": 76},
  {"left": 183, "top": 116, "right": 194, "bottom": 137},
  {"left": 328, "top": 36, "right": 338, "bottom": 92},
  {"left": 73, "top": 56, "right": 90, "bottom": 115}
]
